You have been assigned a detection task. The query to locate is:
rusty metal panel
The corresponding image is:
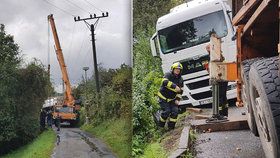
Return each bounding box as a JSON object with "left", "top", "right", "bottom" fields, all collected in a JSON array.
[
  {"left": 232, "top": 0, "right": 260, "bottom": 25},
  {"left": 209, "top": 62, "right": 237, "bottom": 81},
  {"left": 243, "top": 0, "right": 272, "bottom": 35}
]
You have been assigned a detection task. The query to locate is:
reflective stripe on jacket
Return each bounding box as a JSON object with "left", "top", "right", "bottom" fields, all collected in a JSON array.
[{"left": 158, "top": 72, "right": 183, "bottom": 101}]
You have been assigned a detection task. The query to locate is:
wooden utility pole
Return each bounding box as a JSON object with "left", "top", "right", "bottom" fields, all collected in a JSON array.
[{"left": 74, "top": 12, "right": 109, "bottom": 93}]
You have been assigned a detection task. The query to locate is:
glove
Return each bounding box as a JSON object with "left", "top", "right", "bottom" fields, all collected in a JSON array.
[
  {"left": 175, "top": 86, "right": 181, "bottom": 93},
  {"left": 175, "top": 100, "right": 180, "bottom": 106}
]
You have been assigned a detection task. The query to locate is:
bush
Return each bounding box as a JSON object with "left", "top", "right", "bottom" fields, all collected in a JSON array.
[
  {"left": 74, "top": 64, "right": 132, "bottom": 125},
  {"left": 132, "top": 0, "right": 184, "bottom": 156},
  {"left": 132, "top": 27, "right": 163, "bottom": 157},
  {"left": 0, "top": 24, "right": 52, "bottom": 155}
]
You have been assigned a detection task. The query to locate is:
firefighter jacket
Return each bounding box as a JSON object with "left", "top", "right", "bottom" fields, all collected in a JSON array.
[{"left": 158, "top": 71, "right": 184, "bottom": 102}]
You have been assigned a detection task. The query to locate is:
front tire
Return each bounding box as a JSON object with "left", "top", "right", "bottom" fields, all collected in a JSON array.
[{"left": 249, "top": 56, "right": 280, "bottom": 158}]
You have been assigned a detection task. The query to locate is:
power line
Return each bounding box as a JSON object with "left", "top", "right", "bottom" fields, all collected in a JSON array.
[
  {"left": 70, "top": 28, "right": 89, "bottom": 79},
  {"left": 72, "top": 29, "right": 89, "bottom": 74},
  {"left": 42, "top": 0, "right": 76, "bottom": 17},
  {"left": 81, "top": 44, "right": 91, "bottom": 66},
  {"left": 77, "top": 29, "right": 88, "bottom": 58},
  {"left": 64, "top": 0, "right": 91, "bottom": 14},
  {"left": 65, "top": 22, "right": 77, "bottom": 64},
  {"left": 83, "top": 0, "right": 104, "bottom": 13}
]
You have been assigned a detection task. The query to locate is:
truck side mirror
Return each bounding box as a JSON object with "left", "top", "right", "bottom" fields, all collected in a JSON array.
[
  {"left": 232, "top": 32, "right": 237, "bottom": 41},
  {"left": 226, "top": 10, "right": 232, "bottom": 14},
  {"left": 150, "top": 33, "right": 159, "bottom": 57}
]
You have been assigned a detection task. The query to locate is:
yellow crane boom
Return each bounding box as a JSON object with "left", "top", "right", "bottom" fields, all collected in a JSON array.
[{"left": 48, "top": 14, "right": 75, "bottom": 107}]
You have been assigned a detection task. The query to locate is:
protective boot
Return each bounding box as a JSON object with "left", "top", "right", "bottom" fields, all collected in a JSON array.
[
  {"left": 158, "top": 116, "right": 166, "bottom": 128},
  {"left": 168, "top": 121, "right": 176, "bottom": 130},
  {"left": 219, "top": 103, "right": 228, "bottom": 117},
  {"left": 220, "top": 107, "right": 228, "bottom": 117},
  {"left": 167, "top": 117, "right": 177, "bottom": 130}
]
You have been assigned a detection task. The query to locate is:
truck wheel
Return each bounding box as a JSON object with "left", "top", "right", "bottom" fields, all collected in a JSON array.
[
  {"left": 249, "top": 56, "right": 280, "bottom": 158},
  {"left": 241, "top": 58, "right": 262, "bottom": 136}
]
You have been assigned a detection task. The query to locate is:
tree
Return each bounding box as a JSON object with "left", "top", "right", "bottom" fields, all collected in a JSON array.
[
  {"left": 0, "top": 24, "right": 20, "bottom": 145},
  {"left": 0, "top": 24, "right": 53, "bottom": 155}
]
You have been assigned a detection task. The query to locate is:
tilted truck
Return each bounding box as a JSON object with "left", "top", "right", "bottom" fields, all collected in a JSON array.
[
  {"left": 150, "top": 0, "right": 237, "bottom": 110},
  {"left": 229, "top": 0, "right": 280, "bottom": 157},
  {"left": 48, "top": 14, "right": 80, "bottom": 127}
]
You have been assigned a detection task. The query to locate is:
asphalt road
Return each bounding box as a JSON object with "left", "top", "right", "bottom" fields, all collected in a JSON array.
[
  {"left": 194, "top": 106, "right": 265, "bottom": 158},
  {"left": 195, "top": 130, "right": 265, "bottom": 158},
  {"left": 51, "top": 127, "right": 116, "bottom": 158}
]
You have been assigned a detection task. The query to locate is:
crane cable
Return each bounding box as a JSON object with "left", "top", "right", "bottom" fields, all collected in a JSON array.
[{"left": 47, "top": 18, "right": 51, "bottom": 97}]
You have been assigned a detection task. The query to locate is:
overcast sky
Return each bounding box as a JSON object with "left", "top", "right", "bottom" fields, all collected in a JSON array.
[{"left": 0, "top": 0, "right": 131, "bottom": 93}]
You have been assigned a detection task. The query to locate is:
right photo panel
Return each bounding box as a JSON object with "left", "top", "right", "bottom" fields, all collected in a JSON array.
[{"left": 133, "top": 0, "right": 277, "bottom": 158}]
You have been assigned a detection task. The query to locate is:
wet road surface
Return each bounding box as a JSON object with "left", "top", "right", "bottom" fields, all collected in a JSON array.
[
  {"left": 51, "top": 127, "right": 116, "bottom": 158},
  {"left": 195, "top": 130, "right": 265, "bottom": 158},
  {"left": 194, "top": 106, "right": 265, "bottom": 158}
]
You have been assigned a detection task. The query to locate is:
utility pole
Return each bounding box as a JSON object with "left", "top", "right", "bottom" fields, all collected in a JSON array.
[{"left": 74, "top": 12, "right": 109, "bottom": 93}]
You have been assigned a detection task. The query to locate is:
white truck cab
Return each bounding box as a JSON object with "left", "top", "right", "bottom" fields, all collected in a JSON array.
[{"left": 150, "top": 0, "right": 236, "bottom": 106}]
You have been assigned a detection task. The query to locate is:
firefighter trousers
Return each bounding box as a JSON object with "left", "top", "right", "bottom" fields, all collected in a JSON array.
[
  {"left": 158, "top": 99, "right": 178, "bottom": 130},
  {"left": 218, "top": 81, "right": 229, "bottom": 117}
]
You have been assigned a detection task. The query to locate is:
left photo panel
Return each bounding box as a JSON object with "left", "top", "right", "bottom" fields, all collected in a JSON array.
[{"left": 0, "top": 0, "right": 132, "bottom": 158}]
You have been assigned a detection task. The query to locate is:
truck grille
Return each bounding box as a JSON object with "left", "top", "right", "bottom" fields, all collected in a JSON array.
[
  {"left": 191, "top": 91, "right": 212, "bottom": 100},
  {"left": 182, "top": 96, "right": 189, "bottom": 101},
  {"left": 180, "top": 55, "right": 209, "bottom": 76},
  {"left": 186, "top": 79, "right": 209, "bottom": 90}
]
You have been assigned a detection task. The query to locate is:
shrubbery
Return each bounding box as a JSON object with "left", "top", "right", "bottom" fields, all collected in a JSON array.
[
  {"left": 133, "top": 0, "right": 184, "bottom": 157},
  {"left": 0, "top": 24, "right": 53, "bottom": 155},
  {"left": 132, "top": 28, "right": 163, "bottom": 156},
  {"left": 74, "top": 64, "right": 132, "bottom": 125}
]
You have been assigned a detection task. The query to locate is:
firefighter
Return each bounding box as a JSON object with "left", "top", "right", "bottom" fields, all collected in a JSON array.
[
  {"left": 39, "top": 109, "right": 46, "bottom": 131},
  {"left": 205, "top": 44, "right": 228, "bottom": 117},
  {"left": 56, "top": 112, "right": 61, "bottom": 131},
  {"left": 158, "top": 62, "right": 184, "bottom": 130},
  {"left": 46, "top": 110, "right": 53, "bottom": 128}
]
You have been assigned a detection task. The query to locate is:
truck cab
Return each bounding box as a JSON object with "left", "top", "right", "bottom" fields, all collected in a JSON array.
[{"left": 150, "top": 0, "right": 237, "bottom": 106}]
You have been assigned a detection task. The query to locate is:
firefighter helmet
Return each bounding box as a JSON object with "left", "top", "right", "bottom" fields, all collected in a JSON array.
[{"left": 171, "top": 62, "right": 183, "bottom": 71}]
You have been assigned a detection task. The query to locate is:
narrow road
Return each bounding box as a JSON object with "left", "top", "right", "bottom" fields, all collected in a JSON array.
[
  {"left": 195, "top": 130, "right": 265, "bottom": 158},
  {"left": 51, "top": 127, "right": 116, "bottom": 158},
  {"left": 193, "top": 106, "right": 265, "bottom": 158}
]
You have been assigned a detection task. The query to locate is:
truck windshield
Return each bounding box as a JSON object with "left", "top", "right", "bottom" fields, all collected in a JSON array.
[{"left": 158, "top": 10, "right": 228, "bottom": 54}]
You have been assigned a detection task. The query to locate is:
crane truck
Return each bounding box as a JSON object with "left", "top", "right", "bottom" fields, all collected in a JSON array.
[
  {"left": 229, "top": 0, "right": 280, "bottom": 157},
  {"left": 202, "top": 0, "right": 280, "bottom": 157},
  {"left": 48, "top": 14, "right": 80, "bottom": 127}
]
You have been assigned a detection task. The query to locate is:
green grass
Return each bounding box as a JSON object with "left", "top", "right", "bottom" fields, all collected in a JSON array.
[
  {"left": 82, "top": 118, "right": 131, "bottom": 158},
  {"left": 2, "top": 129, "right": 56, "bottom": 158},
  {"left": 140, "top": 142, "right": 167, "bottom": 158}
]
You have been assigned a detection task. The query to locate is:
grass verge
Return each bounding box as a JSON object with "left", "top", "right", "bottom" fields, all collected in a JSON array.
[
  {"left": 2, "top": 129, "right": 56, "bottom": 158},
  {"left": 140, "top": 142, "right": 167, "bottom": 158},
  {"left": 81, "top": 118, "right": 131, "bottom": 158},
  {"left": 140, "top": 111, "right": 191, "bottom": 158}
]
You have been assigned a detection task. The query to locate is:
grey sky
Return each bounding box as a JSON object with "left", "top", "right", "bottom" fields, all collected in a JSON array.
[{"left": 0, "top": 0, "right": 131, "bottom": 93}]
